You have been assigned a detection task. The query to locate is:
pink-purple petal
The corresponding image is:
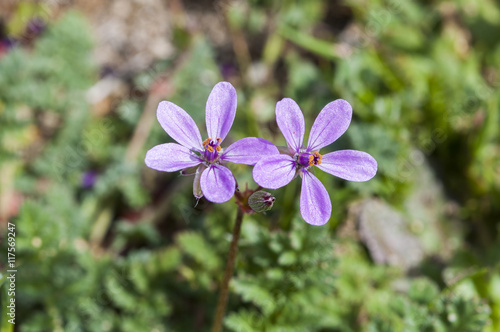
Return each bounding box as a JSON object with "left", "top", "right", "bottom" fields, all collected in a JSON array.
[
  {"left": 157, "top": 101, "right": 203, "bottom": 151},
  {"left": 275, "top": 98, "right": 305, "bottom": 153},
  {"left": 317, "top": 150, "right": 377, "bottom": 182},
  {"left": 300, "top": 170, "right": 332, "bottom": 226},
  {"left": 307, "top": 99, "right": 352, "bottom": 152},
  {"left": 200, "top": 164, "right": 236, "bottom": 203},
  {"left": 145, "top": 143, "right": 201, "bottom": 172},
  {"left": 221, "top": 137, "right": 279, "bottom": 165},
  {"left": 253, "top": 154, "right": 297, "bottom": 189},
  {"left": 205, "top": 82, "right": 237, "bottom": 142}
]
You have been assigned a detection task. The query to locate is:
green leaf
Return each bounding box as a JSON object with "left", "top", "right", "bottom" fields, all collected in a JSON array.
[{"left": 176, "top": 231, "right": 221, "bottom": 271}]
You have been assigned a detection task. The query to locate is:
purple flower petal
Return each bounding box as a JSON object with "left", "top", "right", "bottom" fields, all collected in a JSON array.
[
  {"left": 200, "top": 164, "right": 236, "bottom": 203},
  {"left": 307, "top": 99, "right": 352, "bottom": 152},
  {"left": 317, "top": 150, "right": 377, "bottom": 182},
  {"left": 253, "top": 154, "right": 297, "bottom": 189},
  {"left": 145, "top": 143, "right": 201, "bottom": 172},
  {"left": 300, "top": 170, "right": 332, "bottom": 226},
  {"left": 275, "top": 98, "right": 305, "bottom": 153},
  {"left": 205, "top": 82, "right": 237, "bottom": 142},
  {"left": 157, "top": 101, "right": 203, "bottom": 151},
  {"left": 221, "top": 137, "right": 279, "bottom": 165}
]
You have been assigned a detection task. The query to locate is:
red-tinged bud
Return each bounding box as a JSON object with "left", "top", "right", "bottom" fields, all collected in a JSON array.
[{"left": 248, "top": 191, "right": 275, "bottom": 213}]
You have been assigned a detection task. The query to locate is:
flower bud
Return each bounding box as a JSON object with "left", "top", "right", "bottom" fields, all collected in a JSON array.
[
  {"left": 193, "top": 165, "right": 206, "bottom": 201},
  {"left": 248, "top": 191, "right": 275, "bottom": 213}
]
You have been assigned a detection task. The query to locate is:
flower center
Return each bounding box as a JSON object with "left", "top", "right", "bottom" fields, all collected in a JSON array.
[
  {"left": 297, "top": 151, "right": 322, "bottom": 168},
  {"left": 202, "top": 137, "right": 222, "bottom": 163}
]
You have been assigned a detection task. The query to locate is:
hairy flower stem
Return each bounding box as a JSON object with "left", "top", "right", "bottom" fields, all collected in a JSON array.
[{"left": 211, "top": 208, "right": 244, "bottom": 332}]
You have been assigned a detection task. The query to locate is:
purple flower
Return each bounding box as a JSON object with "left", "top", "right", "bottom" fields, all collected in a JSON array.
[
  {"left": 0, "top": 38, "right": 15, "bottom": 56},
  {"left": 81, "top": 171, "right": 98, "bottom": 189},
  {"left": 145, "top": 82, "right": 279, "bottom": 203},
  {"left": 26, "top": 17, "right": 46, "bottom": 36},
  {"left": 253, "top": 98, "right": 377, "bottom": 225}
]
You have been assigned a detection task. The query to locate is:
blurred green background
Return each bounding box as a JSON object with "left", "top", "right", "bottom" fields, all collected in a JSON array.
[{"left": 1, "top": 0, "right": 500, "bottom": 331}]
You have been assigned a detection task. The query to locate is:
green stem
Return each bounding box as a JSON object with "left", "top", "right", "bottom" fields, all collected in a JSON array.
[
  {"left": 211, "top": 208, "right": 244, "bottom": 332},
  {"left": 279, "top": 25, "right": 340, "bottom": 60}
]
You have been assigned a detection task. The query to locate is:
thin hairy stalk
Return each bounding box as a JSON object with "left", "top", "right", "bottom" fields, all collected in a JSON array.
[{"left": 211, "top": 208, "right": 244, "bottom": 332}]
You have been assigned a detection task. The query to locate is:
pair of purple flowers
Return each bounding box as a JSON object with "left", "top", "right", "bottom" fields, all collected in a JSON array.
[{"left": 145, "top": 82, "right": 377, "bottom": 225}]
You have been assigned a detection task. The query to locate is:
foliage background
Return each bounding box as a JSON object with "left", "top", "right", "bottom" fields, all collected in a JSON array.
[{"left": 0, "top": 0, "right": 499, "bottom": 331}]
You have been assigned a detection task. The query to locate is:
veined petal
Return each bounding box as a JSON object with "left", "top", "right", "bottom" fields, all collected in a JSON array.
[
  {"left": 221, "top": 137, "right": 279, "bottom": 165},
  {"left": 205, "top": 82, "right": 237, "bottom": 142},
  {"left": 253, "top": 154, "right": 296, "bottom": 189},
  {"left": 300, "top": 170, "right": 332, "bottom": 226},
  {"left": 317, "top": 150, "right": 377, "bottom": 182},
  {"left": 307, "top": 99, "right": 352, "bottom": 151},
  {"left": 200, "top": 164, "right": 236, "bottom": 203},
  {"left": 275, "top": 98, "right": 305, "bottom": 153},
  {"left": 157, "top": 101, "right": 203, "bottom": 151},
  {"left": 145, "top": 143, "right": 201, "bottom": 172}
]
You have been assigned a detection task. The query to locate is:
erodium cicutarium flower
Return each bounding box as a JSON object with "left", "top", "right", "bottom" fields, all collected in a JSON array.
[
  {"left": 145, "top": 82, "right": 279, "bottom": 203},
  {"left": 253, "top": 98, "right": 377, "bottom": 225}
]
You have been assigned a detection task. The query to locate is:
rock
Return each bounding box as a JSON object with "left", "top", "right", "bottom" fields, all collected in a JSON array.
[
  {"left": 75, "top": 0, "right": 174, "bottom": 75},
  {"left": 353, "top": 153, "right": 463, "bottom": 271},
  {"left": 357, "top": 199, "right": 425, "bottom": 270}
]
